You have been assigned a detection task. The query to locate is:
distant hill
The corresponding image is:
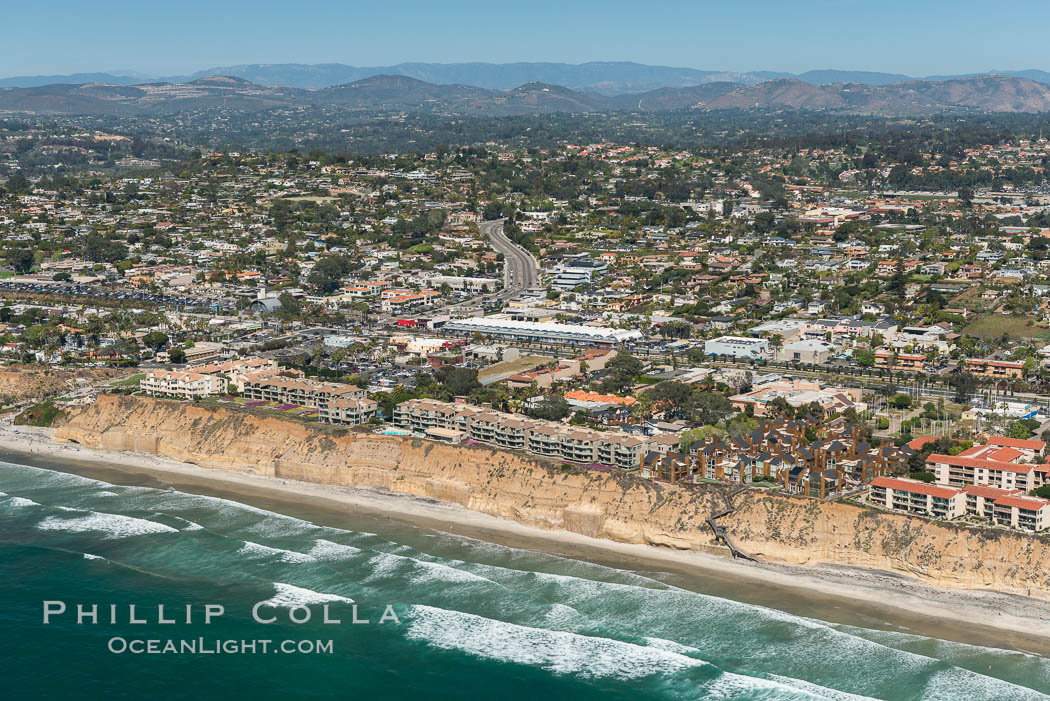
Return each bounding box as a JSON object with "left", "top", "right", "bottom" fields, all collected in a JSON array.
[
  {"left": 5, "top": 73, "right": 1050, "bottom": 117},
  {"left": 8, "top": 63, "right": 1050, "bottom": 94}
]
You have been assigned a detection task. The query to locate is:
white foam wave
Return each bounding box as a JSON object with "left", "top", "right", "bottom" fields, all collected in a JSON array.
[
  {"left": 406, "top": 604, "right": 820, "bottom": 698},
  {"left": 258, "top": 582, "right": 354, "bottom": 608},
  {"left": 921, "top": 666, "right": 1048, "bottom": 700},
  {"left": 766, "top": 674, "right": 879, "bottom": 700},
  {"left": 363, "top": 549, "right": 493, "bottom": 585},
  {"left": 37, "top": 512, "right": 179, "bottom": 539},
  {"left": 236, "top": 541, "right": 315, "bottom": 564},
  {"left": 309, "top": 538, "right": 364, "bottom": 560},
  {"left": 83, "top": 553, "right": 104, "bottom": 560},
  {"left": 6, "top": 496, "right": 39, "bottom": 507},
  {"left": 95, "top": 491, "right": 119, "bottom": 497}
]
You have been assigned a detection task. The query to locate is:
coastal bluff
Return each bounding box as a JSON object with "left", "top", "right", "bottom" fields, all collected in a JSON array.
[{"left": 55, "top": 394, "right": 1050, "bottom": 598}]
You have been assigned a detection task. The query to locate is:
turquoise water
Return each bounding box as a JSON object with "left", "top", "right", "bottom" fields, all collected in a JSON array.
[{"left": 2, "top": 459, "right": 1050, "bottom": 700}]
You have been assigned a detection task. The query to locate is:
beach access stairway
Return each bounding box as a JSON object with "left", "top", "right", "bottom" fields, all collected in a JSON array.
[{"left": 706, "top": 487, "right": 759, "bottom": 561}]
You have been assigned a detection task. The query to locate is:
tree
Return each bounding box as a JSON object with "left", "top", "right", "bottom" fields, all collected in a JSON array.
[
  {"left": 306, "top": 255, "right": 351, "bottom": 293},
  {"left": 168, "top": 348, "right": 186, "bottom": 364},
  {"left": 142, "top": 332, "right": 169, "bottom": 351},
  {"left": 527, "top": 394, "right": 571, "bottom": 421},
  {"left": 949, "top": 372, "right": 978, "bottom": 402},
  {"left": 687, "top": 392, "right": 735, "bottom": 425},
  {"left": 81, "top": 234, "right": 128, "bottom": 263},
  {"left": 600, "top": 352, "right": 644, "bottom": 394},
  {"left": 3, "top": 173, "right": 30, "bottom": 195},
  {"left": 6, "top": 247, "right": 34, "bottom": 274},
  {"left": 908, "top": 471, "right": 936, "bottom": 483},
  {"left": 889, "top": 394, "right": 912, "bottom": 410},
  {"left": 435, "top": 367, "right": 480, "bottom": 398}
]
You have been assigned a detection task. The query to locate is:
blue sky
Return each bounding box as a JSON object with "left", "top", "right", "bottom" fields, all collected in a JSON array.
[{"left": 3, "top": 0, "right": 1049, "bottom": 78}]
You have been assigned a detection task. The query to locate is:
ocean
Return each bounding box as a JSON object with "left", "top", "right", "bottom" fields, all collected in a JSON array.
[{"left": 2, "top": 457, "right": 1050, "bottom": 700}]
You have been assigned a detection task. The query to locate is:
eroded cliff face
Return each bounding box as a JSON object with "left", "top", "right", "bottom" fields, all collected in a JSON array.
[{"left": 54, "top": 395, "right": 1050, "bottom": 597}]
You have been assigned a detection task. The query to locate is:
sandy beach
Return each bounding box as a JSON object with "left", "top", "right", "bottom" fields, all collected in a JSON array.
[{"left": 3, "top": 419, "right": 1050, "bottom": 656}]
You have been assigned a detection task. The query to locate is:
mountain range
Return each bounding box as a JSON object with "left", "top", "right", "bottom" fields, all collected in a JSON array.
[
  {"left": 5, "top": 62, "right": 1050, "bottom": 94},
  {"left": 5, "top": 73, "right": 1050, "bottom": 117}
]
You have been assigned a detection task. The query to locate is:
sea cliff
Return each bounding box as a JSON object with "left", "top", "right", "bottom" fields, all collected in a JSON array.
[{"left": 54, "top": 394, "right": 1050, "bottom": 598}]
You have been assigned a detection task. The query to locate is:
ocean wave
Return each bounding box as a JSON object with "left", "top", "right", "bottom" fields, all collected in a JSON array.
[
  {"left": 405, "top": 603, "right": 821, "bottom": 699},
  {"left": 406, "top": 604, "right": 710, "bottom": 680},
  {"left": 236, "top": 541, "right": 315, "bottom": 564},
  {"left": 258, "top": 582, "right": 354, "bottom": 608},
  {"left": 83, "top": 553, "right": 104, "bottom": 561},
  {"left": 309, "top": 538, "right": 364, "bottom": 560},
  {"left": 5, "top": 496, "right": 39, "bottom": 508},
  {"left": 766, "top": 674, "right": 879, "bottom": 700},
  {"left": 363, "top": 549, "right": 494, "bottom": 586},
  {"left": 94, "top": 491, "right": 119, "bottom": 497},
  {"left": 920, "top": 666, "right": 1049, "bottom": 700},
  {"left": 36, "top": 512, "right": 179, "bottom": 539}
]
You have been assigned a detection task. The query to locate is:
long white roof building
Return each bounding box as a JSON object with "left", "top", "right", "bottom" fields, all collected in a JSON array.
[{"left": 443, "top": 317, "right": 642, "bottom": 345}]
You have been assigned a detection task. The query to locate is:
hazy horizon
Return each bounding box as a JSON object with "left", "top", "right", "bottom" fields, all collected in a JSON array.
[{"left": 5, "top": 0, "right": 1050, "bottom": 79}]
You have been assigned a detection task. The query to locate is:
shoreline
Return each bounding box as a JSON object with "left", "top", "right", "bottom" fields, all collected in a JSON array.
[{"left": 4, "top": 422, "right": 1050, "bottom": 656}]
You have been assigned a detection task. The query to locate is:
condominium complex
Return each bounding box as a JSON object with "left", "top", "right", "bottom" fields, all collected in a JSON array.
[
  {"left": 642, "top": 415, "right": 903, "bottom": 497},
  {"left": 392, "top": 398, "right": 652, "bottom": 468},
  {"left": 867, "top": 476, "right": 1050, "bottom": 531},
  {"left": 319, "top": 397, "right": 379, "bottom": 426},
  {"left": 868, "top": 477, "right": 967, "bottom": 519},
  {"left": 925, "top": 438, "right": 1049, "bottom": 492},
  {"left": 140, "top": 370, "right": 228, "bottom": 399},
  {"left": 243, "top": 375, "right": 366, "bottom": 410},
  {"left": 191, "top": 357, "right": 281, "bottom": 391}
]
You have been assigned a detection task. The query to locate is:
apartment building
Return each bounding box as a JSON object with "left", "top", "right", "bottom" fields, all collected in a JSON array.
[
  {"left": 392, "top": 398, "right": 650, "bottom": 468},
  {"left": 965, "top": 358, "right": 1025, "bottom": 379},
  {"left": 192, "top": 357, "right": 280, "bottom": 391},
  {"left": 991, "top": 495, "right": 1050, "bottom": 531},
  {"left": 641, "top": 415, "right": 901, "bottom": 495},
  {"left": 868, "top": 477, "right": 967, "bottom": 519},
  {"left": 243, "top": 375, "right": 365, "bottom": 410},
  {"left": 141, "top": 370, "right": 228, "bottom": 399},
  {"left": 319, "top": 397, "right": 379, "bottom": 426},
  {"left": 927, "top": 440, "right": 1050, "bottom": 491}
]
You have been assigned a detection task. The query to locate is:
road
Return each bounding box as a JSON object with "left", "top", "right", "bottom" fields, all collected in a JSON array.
[{"left": 481, "top": 219, "right": 540, "bottom": 296}]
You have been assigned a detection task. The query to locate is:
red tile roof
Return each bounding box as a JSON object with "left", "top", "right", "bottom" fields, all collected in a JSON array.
[
  {"left": 961, "top": 484, "right": 1020, "bottom": 498},
  {"left": 993, "top": 495, "right": 1050, "bottom": 512},
  {"left": 986, "top": 436, "right": 1046, "bottom": 451},
  {"left": 926, "top": 454, "right": 1035, "bottom": 474}
]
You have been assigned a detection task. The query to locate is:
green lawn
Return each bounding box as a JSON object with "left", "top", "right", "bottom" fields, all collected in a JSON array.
[
  {"left": 110, "top": 373, "right": 145, "bottom": 388},
  {"left": 961, "top": 315, "right": 1050, "bottom": 340}
]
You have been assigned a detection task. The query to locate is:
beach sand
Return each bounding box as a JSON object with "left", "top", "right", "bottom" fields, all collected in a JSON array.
[{"left": 3, "top": 420, "right": 1050, "bottom": 656}]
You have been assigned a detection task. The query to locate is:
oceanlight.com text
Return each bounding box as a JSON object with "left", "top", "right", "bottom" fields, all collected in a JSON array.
[{"left": 107, "top": 637, "right": 334, "bottom": 655}]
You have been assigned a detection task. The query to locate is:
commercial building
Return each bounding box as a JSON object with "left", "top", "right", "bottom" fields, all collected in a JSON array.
[
  {"left": 442, "top": 317, "right": 642, "bottom": 346},
  {"left": 729, "top": 378, "right": 866, "bottom": 417},
  {"left": 704, "top": 336, "right": 771, "bottom": 360},
  {"left": 776, "top": 339, "right": 834, "bottom": 364}
]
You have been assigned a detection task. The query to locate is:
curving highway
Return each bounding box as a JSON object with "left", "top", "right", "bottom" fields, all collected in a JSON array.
[{"left": 481, "top": 219, "right": 540, "bottom": 297}]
